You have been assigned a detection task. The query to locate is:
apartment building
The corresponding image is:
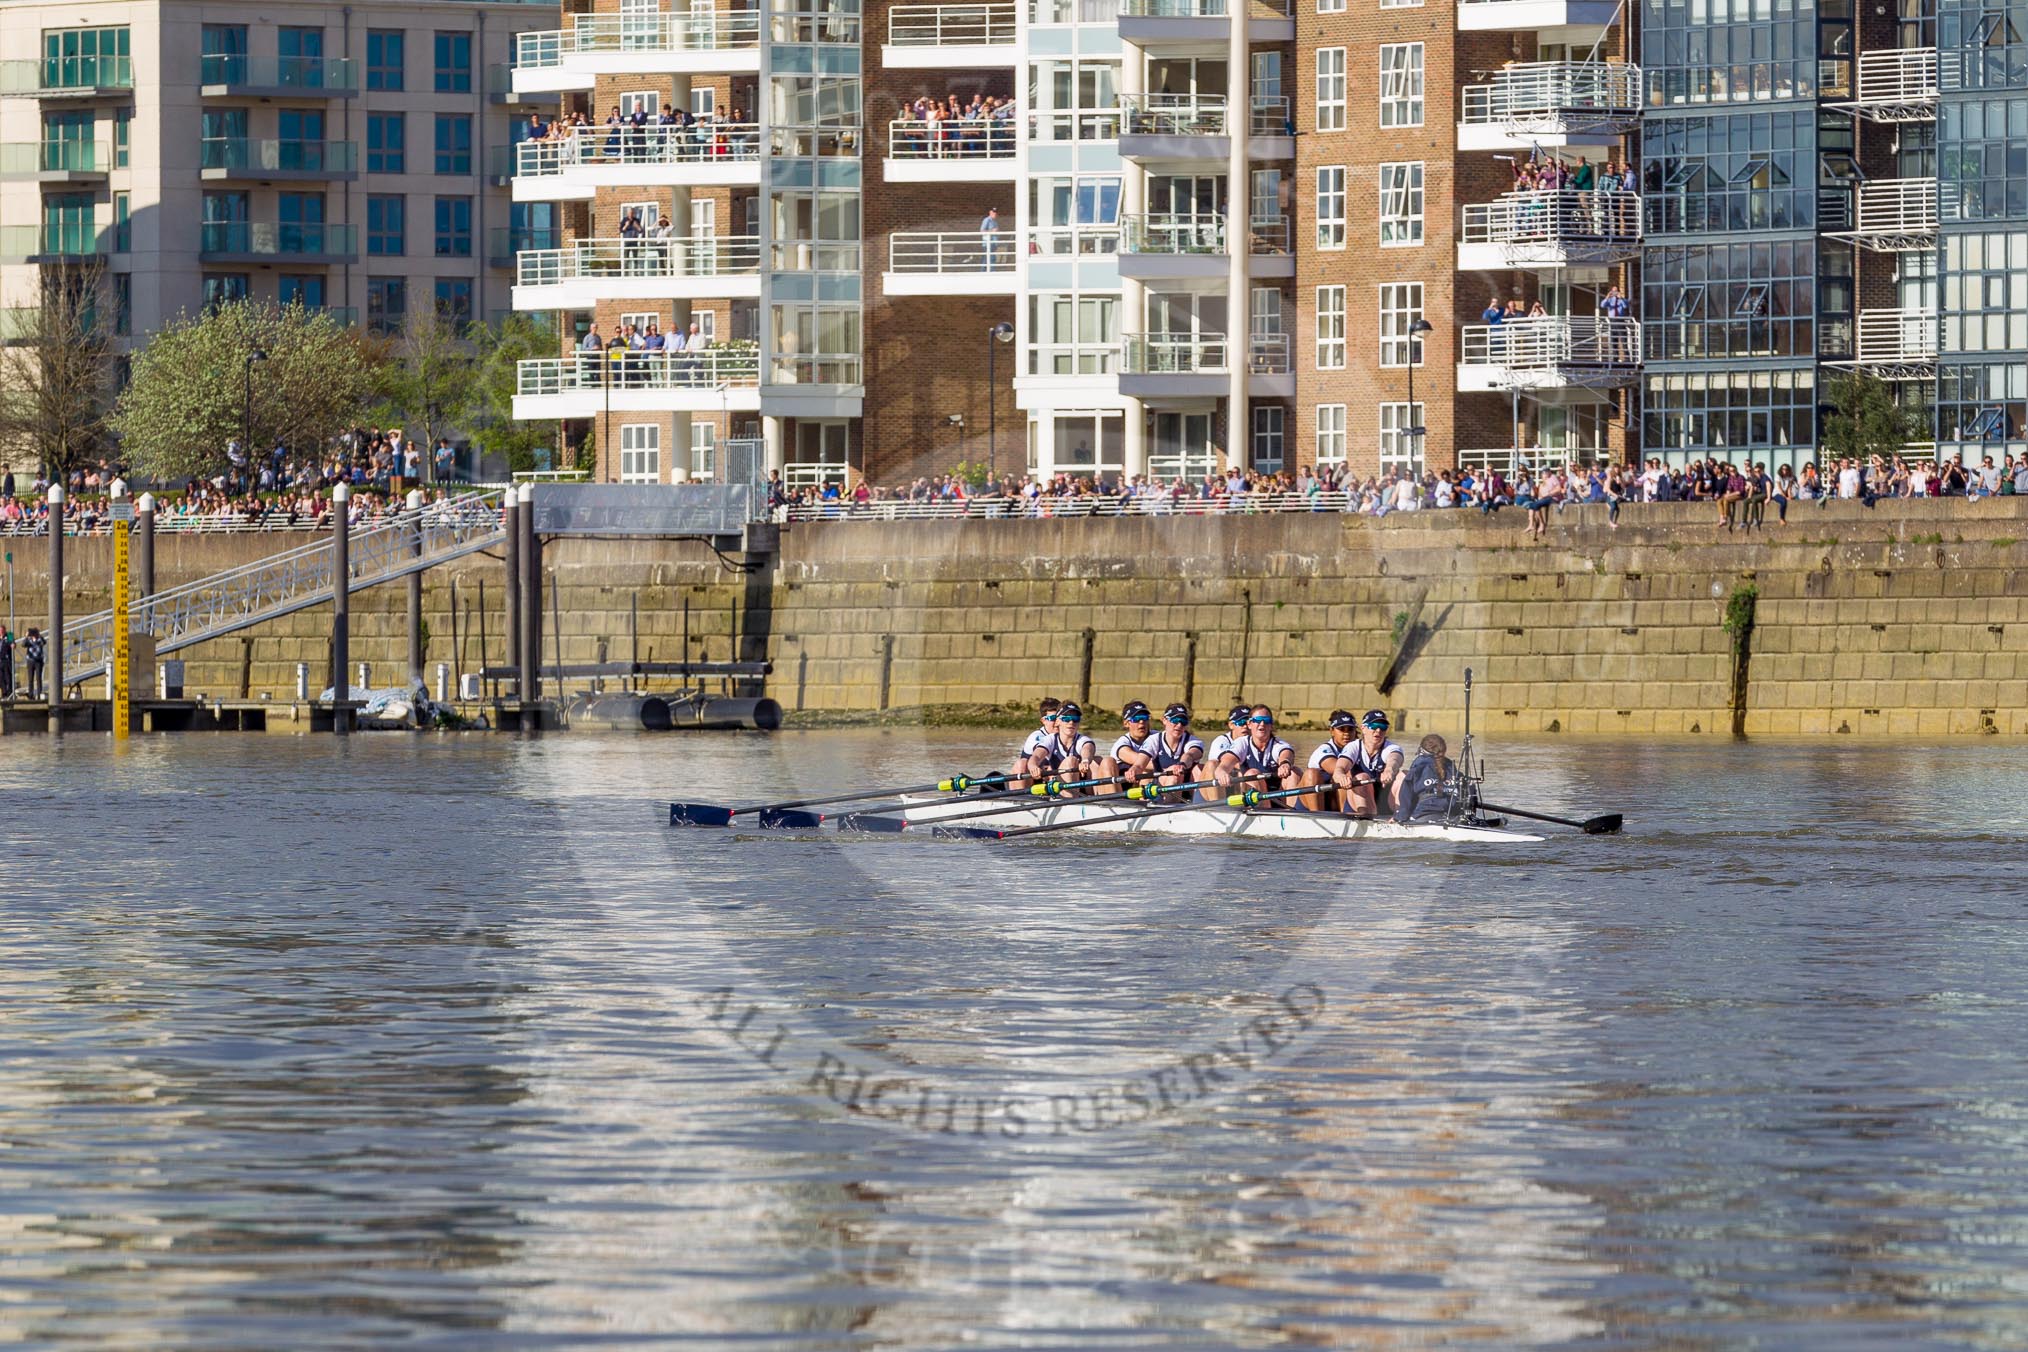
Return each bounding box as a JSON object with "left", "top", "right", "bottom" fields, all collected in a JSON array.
[
  {"left": 0, "top": 0, "right": 556, "bottom": 351},
  {"left": 504, "top": 0, "right": 1645, "bottom": 485}
]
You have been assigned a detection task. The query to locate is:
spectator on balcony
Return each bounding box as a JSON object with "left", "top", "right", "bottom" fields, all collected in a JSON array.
[
  {"left": 603, "top": 106, "right": 624, "bottom": 159},
  {"left": 980, "top": 206, "right": 1002, "bottom": 270},
  {"left": 627, "top": 102, "right": 650, "bottom": 160},
  {"left": 1599, "top": 284, "right": 1631, "bottom": 361},
  {"left": 621, "top": 208, "right": 647, "bottom": 275}
]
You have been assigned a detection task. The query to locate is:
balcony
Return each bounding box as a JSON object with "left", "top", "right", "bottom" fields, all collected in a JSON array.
[
  {"left": 200, "top": 138, "right": 359, "bottom": 183},
  {"left": 884, "top": 117, "right": 1017, "bottom": 182},
  {"left": 304, "top": 305, "right": 359, "bottom": 327},
  {"left": 1459, "top": 190, "right": 1641, "bottom": 270},
  {"left": 1830, "top": 308, "right": 1938, "bottom": 379},
  {"left": 1120, "top": 332, "right": 1228, "bottom": 398},
  {"left": 0, "top": 141, "right": 110, "bottom": 182},
  {"left": 488, "top": 225, "right": 564, "bottom": 267},
  {"left": 488, "top": 64, "right": 561, "bottom": 105},
  {"left": 509, "top": 12, "right": 762, "bottom": 94},
  {"left": 512, "top": 125, "right": 763, "bottom": 201},
  {"left": 1458, "top": 317, "right": 1639, "bottom": 401},
  {"left": 1119, "top": 213, "right": 1227, "bottom": 279},
  {"left": 1455, "top": 0, "right": 1622, "bottom": 33},
  {"left": 1835, "top": 48, "right": 1939, "bottom": 123},
  {"left": 1459, "top": 62, "right": 1640, "bottom": 150},
  {"left": 199, "top": 221, "right": 359, "bottom": 265},
  {"left": 1248, "top": 213, "right": 1292, "bottom": 276},
  {"left": 1119, "top": 0, "right": 1295, "bottom": 47},
  {"left": 199, "top": 55, "right": 357, "bottom": 99},
  {"left": 1828, "top": 177, "right": 1937, "bottom": 252},
  {"left": 883, "top": 231, "right": 1018, "bottom": 296},
  {"left": 0, "top": 57, "right": 134, "bottom": 100},
  {"left": 883, "top": 4, "right": 1018, "bottom": 68},
  {"left": 0, "top": 224, "right": 109, "bottom": 264},
  {"left": 1119, "top": 95, "right": 1228, "bottom": 162},
  {"left": 514, "top": 235, "right": 763, "bottom": 307},
  {"left": 515, "top": 348, "right": 764, "bottom": 420},
  {"left": 1248, "top": 332, "right": 1293, "bottom": 396}
]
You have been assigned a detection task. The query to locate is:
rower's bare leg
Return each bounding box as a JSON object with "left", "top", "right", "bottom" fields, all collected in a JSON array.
[
  {"left": 1298, "top": 767, "right": 1328, "bottom": 813},
  {"left": 1093, "top": 756, "right": 1122, "bottom": 796},
  {"left": 1344, "top": 782, "right": 1380, "bottom": 818}
]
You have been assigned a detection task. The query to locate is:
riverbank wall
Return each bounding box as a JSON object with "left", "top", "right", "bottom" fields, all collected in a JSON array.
[{"left": 8, "top": 497, "right": 2025, "bottom": 737}]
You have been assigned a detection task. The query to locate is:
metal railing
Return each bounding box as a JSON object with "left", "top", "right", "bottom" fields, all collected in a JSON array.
[
  {"left": 1850, "top": 177, "right": 1939, "bottom": 241},
  {"left": 770, "top": 240, "right": 861, "bottom": 271},
  {"left": 1461, "top": 191, "right": 1641, "bottom": 256},
  {"left": 1248, "top": 332, "right": 1290, "bottom": 374},
  {"left": 514, "top": 11, "right": 762, "bottom": 67},
  {"left": 1027, "top": 109, "right": 1123, "bottom": 142},
  {"left": 887, "top": 3, "right": 1017, "bottom": 44},
  {"left": 888, "top": 231, "right": 1015, "bottom": 273},
  {"left": 887, "top": 116, "right": 1017, "bottom": 158},
  {"left": 514, "top": 123, "right": 763, "bottom": 175},
  {"left": 1248, "top": 214, "right": 1289, "bottom": 253},
  {"left": 199, "top": 221, "right": 359, "bottom": 258},
  {"left": 1853, "top": 307, "right": 1939, "bottom": 366},
  {"left": 1122, "top": 333, "right": 1228, "bottom": 373},
  {"left": 1250, "top": 95, "right": 1292, "bottom": 136},
  {"left": 0, "top": 141, "right": 109, "bottom": 174},
  {"left": 1461, "top": 61, "right": 1641, "bottom": 131},
  {"left": 1853, "top": 48, "right": 1939, "bottom": 111},
  {"left": 0, "top": 56, "right": 133, "bottom": 95},
  {"left": 488, "top": 225, "right": 564, "bottom": 262},
  {"left": 60, "top": 492, "right": 506, "bottom": 685},
  {"left": 782, "top": 490, "right": 1382, "bottom": 521},
  {"left": 518, "top": 348, "right": 761, "bottom": 395},
  {"left": 199, "top": 55, "right": 357, "bottom": 90},
  {"left": 1461, "top": 317, "right": 1641, "bottom": 369},
  {"left": 1121, "top": 213, "right": 1226, "bottom": 253},
  {"left": 0, "top": 224, "right": 106, "bottom": 258},
  {"left": 517, "top": 234, "right": 761, "bottom": 285},
  {"left": 1121, "top": 94, "right": 1228, "bottom": 136},
  {"left": 200, "top": 137, "right": 358, "bottom": 175},
  {"left": 1028, "top": 224, "right": 1121, "bottom": 256},
  {"left": 1121, "top": 0, "right": 1227, "bottom": 14}
]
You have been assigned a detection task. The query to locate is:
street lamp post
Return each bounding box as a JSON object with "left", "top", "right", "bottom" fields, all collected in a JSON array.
[
  {"left": 1405, "top": 318, "right": 1433, "bottom": 471},
  {"left": 986, "top": 321, "right": 1014, "bottom": 484},
  {"left": 242, "top": 347, "right": 267, "bottom": 487}
]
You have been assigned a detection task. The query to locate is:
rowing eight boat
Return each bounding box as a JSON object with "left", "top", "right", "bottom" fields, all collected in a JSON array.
[{"left": 896, "top": 794, "right": 1546, "bottom": 843}]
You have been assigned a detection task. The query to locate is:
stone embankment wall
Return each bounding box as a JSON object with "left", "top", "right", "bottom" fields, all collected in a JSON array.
[{"left": 8, "top": 498, "right": 2025, "bottom": 736}]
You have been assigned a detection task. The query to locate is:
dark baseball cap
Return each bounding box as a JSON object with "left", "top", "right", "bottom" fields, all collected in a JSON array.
[
  {"left": 1122, "top": 700, "right": 1150, "bottom": 720},
  {"left": 1361, "top": 709, "right": 1391, "bottom": 729},
  {"left": 1057, "top": 701, "right": 1083, "bottom": 721},
  {"left": 1227, "top": 705, "right": 1251, "bottom": 725},
  {"left": 1329, "top": 709, "right": 1358, "bottom": 730},
  {"left": 1164, "top": 702, "right": 1190, "bottom": 722}
]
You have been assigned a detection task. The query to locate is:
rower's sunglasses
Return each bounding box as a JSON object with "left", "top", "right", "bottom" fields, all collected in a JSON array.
[
  {"left": 1166, "top": 715, "right": 1190, "bottom": 726},
  {"left": 1125, "top": 714, "right": 1149, "bottom": 723},
  {"left": 1248, "top": 715, "right": 1274, "bottom": 724},
  {"left": 1060, "top": 715, "right": 1081, "bottom": 723}
]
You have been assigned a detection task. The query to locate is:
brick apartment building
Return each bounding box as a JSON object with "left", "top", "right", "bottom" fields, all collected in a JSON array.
[{"left": 503, "top": 0, "right": 2015, "bottom": 486}]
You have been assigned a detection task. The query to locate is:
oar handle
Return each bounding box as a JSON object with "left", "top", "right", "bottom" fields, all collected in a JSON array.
[
  {"left": 988, "top": 794, "right": 1211, "bottom": 839},
  {"left": 912, "top": 776, "right": 1127, "bottom": 827},
  {"left": 737, "top": 772, "right": 1011, "bottom": 814}
]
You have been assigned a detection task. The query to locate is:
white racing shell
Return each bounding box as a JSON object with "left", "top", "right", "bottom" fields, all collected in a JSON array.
[{"left": 897, "top": 794, "right": 1545, "bottom": 843}]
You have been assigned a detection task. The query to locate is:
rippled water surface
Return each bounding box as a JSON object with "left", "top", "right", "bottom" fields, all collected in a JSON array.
[{"left": 3, "top": 730, "right": 2028, "bottom": 1349}]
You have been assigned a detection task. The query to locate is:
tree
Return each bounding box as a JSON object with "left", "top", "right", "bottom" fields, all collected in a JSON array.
[
  {"left": 0, "top": 265, "right": 120, "bottom": 481},
  {"left": 111, "top": 299, "right": 376, "bottom": 483},
  {"left": 469, "top": 312, "right": 558, "bottom": 475},
  {"left": 372, "top": 306, "right": 476, "bottom": 479},
  {"left": 1823, "top": 371, "right": 1927, "bottom": 464}
]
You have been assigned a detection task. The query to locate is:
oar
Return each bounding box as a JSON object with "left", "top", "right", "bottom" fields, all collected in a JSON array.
[
  {"left": 836, "top": 776, "right": 1128, "bottom": 832},
  {"left": 1477, "top": 801, "right": 1623, "bottom": 835},
  {"left": 939, "top": 788, "right": 1235, "bottom": 840},
  {"left": 669, "top": 773, "right": 1011, "bottom": 828}
]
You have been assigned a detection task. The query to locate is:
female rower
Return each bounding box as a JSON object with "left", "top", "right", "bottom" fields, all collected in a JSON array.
[
  {"left": 1043, "top": 701, "right": 1101, "bottom": 793},
  {"left": 1297, "top": 709, "right": 1362, "bottom": 812},
  {"left": 1012, "top": 696, "right": 1061, "bottom": 789},
  {"left": 1342, "top": 709, "right": 1405, "bottom": 819},
  {"left": 1204, "top": 705, "right": 1253, "bottom": 800},
  {"left": 1098, "top": 700, "right": 1156, "bottom": 796},
  {"left": 1142, "top": 702, "right": 1206, "bottom": 796},
  {"left": 1222, "top": 705, "right": 1298, "bottom": 797}
]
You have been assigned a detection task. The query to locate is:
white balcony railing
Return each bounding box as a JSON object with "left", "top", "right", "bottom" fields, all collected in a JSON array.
[
  {"left": 1122, "top": 333, "right": 1228, "bottom": 374},
  {"left": 887, "top": 115, "right": 1017, "bottom": 158},
  {"left": 514, "top": 123, "right": 762, "bottom": 176},
  {"left": 1840, "top": 177, "right": 1939, "bottom": 250},
  {"left": 1850, "top": 308, "right": 1939, "bottom": 371},
  {"left": 1248, "top": 213, "right": 1289, "bottom": 253},
  {"left": 1120, "top": 94, "right": 1228, "bottom": 137},
  {"left": 1121, "top": 213, "right": 1226, "bottom": 254},
  {"left": 516, "top": 235, "right": 760, "bottom": 287},
  {"left": 1249, "top": 95, "right": 1292, "bottom": 136},
  {"left": 1461, "top": 61, "right": 1641, "bottom": 134},
  {"left": 1248, "top": 332, "right": 1289, "bottom": 374},
  {"left": 887, "top": 2, "right": 1017, "bottom": 45},
  {"left": 518, "top": 348, "right": 760, "bottom": 396},
  {"left": 1461, "top": 317, "right": 1641, "bottom": 370},
  {"left": 514, "top": 12, "right": 762, "bottom": 68},
  {"left": 1460, "top": 190, "right": 1641, "bottom": 262},
  {"left": 888, "top": 231, "right": 1015, "bottom": 273},
  {"left": 1028, "top": 224, "right": 1120, "bottom": 256},
  {"left": 1850, "top": 48, "right": 1939, "bottom": 119}
]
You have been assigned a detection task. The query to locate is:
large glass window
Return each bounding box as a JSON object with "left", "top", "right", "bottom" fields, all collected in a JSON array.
[
  {"left": 1642, "top": 240, "right": 1816, "bottom": 359},
  {"left": 1642, "top": 109, "right": 1814, "bottom": 235},
  {"left": 368, "top": 195, "right": 405, "bottom": 256},
  {"left": 1251, "top": 406, "right": 1285, "bottom": 471},
  {"left": 203, "top": 274, "right": 249, "bottom": 310},
  {"left": 1641, "top": 366, "right": 1816, "bottom": 465},
  {"left": 367, "top": 276, "right": 406, "bottom": 335},
  {"left": 1378, "top": 283, "right": 1424, "bottom": 367},
  {"left": 41, "top": 26, "right": 130, "bottom": 90},
  {"left": 280, "top": 273, "right": 326, "bottom": 309},
  {"left": 435, "top": 196, "right": 472, "bottom": 257},
  {"left": 367, "top": 112, "right": 405, "bottom": 174},
  {"left": 279, "top": 27, "right": 325, "bottom": 88},
  {"left": 1028, "top": 59, "right": 1120, "bottom": 142},
  {"left": 1379, "top": 403, "right": 1424, "bottom": 477},
  {"left": 1315, "top": 166, "right": 1345, "bottom": 249},
  {"left": 1379, "top": 44, "right": 1423, "bottom": 128},
  {"left": 434, "top": 114, "right": 472, "bottom": 175},
  {"left": 1641, "top": 0, "right": 1820, "bottom": 107},
  {"left": 1315, "top": 285, "right": 1346, "bottom": 368},
  {"left": 367, "top": 31, "right": 404, "bottom": 91},
  {"left": 433, "top": 31, "right": 473, "bottom": 93},
  {"left": 1315, "top": 48, "right": 1346, "bottom": 133},
  {"left": 1315, "top": 404, "right": 1346, "bottom": 465},
  {"left": 435, "top": 278, "right": 473, "bottom": 326},
  {"left": 1378, "top": 161, "right": 1423, "bottom": 246},
  {"left": 200, "top": 24, "right": 247, "bottom": 85},
  {"left": 1028, "top": 292, "right": 1118, "bottom": 374},
  {"left": 619, "top": 424, "right": 662, "bottom": 482}
]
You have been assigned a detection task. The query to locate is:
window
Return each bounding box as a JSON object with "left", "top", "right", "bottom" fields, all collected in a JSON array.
[
  {"left": 620, "top": 309, "right": 662, "bottom": 334},
  {"left": 367, "top": 31, "right": 404, "bottom": 91},
  {"left": 368, "top": 195, "right": 405, "bottom": 256},
  {"left": 1251, "top": 405, "right": 1285, "bottom": 472},
  {"left": 1379, "top": 402, "right": 1425, "bottom": 477},
  {"left": 1736, "top": 283, "right": 1770, "bottom": 316},
  {"left": 114, "top": 107, "right": 131, "bottom": 168},
  {"left": 1315, "top": 166, "right": 1345, "bottom": 249},
  {"left": 690, "top": 87, "right": 716, "bottom": 118},
  {"left": 279, "top": 27, "right": 324, "bottom": 88},
  {"left": 1380, "top": 0, "right": 1422, "bottom": 9},
  {"left": 620, "top": 90, "right": 662, "bottom": 119},
  {"left": 691, "top": 422, "right": 717, "bottom": 480},
  {"left": 434, "top": 196, "right": 472, "bottom": 257},
  {"left": 1315, "top": 404, "right": 1346, "bottom": 464},
  {"left": 1318, "top": 0, "right": 1345, "bottom": 12},
  {"left": 1315, "top": 285, "right": 1346, "bottom": 369},
  {"left": 367, "top": 112, "right": 405, "bottom": 173},
  {"left": 200, "top": 24, "right": 246, "bottom": 84},
  {"left": 1379, "top": 44, "right": 1424, "bottom": 128},
  {"left": 1669, "top": 285, "right": 1704, "bottom": 319},
  {"left": 434, "top": 278, "right": 473, "bottom": 327},
  {"left": 434, "top": 114, "right": 472, "bottom": 175},
  {"left": 619, "top": 424, "right": 661, "bottom": 482},
  {"left": 113, "top": 192, "right": 129, "bottom": 252},
  {"left": 1378, "top": 161, "right": 1423, "bottom": 246},
  {"left": 1315, "top": 48, "right": 1346, "bottom": 133},
  {"left": 280, "top": 273, "right": 326, "bottom": 310},
  {"left": 202, "top": 274, "right": 248, "bottom": 311},
  {"left": 43, "top": 25, "right": 130, "bottom": 90},
  {"left": 433, "top": 31, "right": 472, "bottom": 93},
  {"left": 1378, "top": 283, "right": 1425, "bottom": 367},
  {"left": 367, "top": 276, "right": 406, "bottom": 335},
  {"left": 114, "top": 273, "right": 131, "bottom": 335}
]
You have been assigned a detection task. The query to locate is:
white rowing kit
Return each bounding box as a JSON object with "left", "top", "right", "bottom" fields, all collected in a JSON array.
[
  {"left": 898, "top": 794, "right": 1544, "bottom": 843},
  {"left": 1306, "top": 738, "right": 1355, "bottom": 770},
  {"left": 1236, "top": 735, "right": 1294, "bottom": 773},
  {"left": 1144, "top": 729, "right": 1205, "bottom": 770}
]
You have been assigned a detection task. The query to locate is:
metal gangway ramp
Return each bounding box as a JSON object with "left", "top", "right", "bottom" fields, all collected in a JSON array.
[{"left": 61, "top": 490, "right": 507, "bottom": 685}]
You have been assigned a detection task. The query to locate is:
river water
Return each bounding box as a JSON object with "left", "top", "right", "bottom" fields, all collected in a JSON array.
[{"left": 3, "top": 729, "right": 2026, "bottom": 1348}]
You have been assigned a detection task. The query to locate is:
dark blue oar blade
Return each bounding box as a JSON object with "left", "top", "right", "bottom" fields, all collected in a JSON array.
[
  {"left": 835, "top": 813, "right": 908, "bottom": 833},
  {"left": 669, "top": 802, "right": 734, "bottom": 827},
  {"left": 756, "top": 808, "right": 824, "bottom": 830},
  {"left": 931, "top": 825, "right": 1005, "bottom": 841}
]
